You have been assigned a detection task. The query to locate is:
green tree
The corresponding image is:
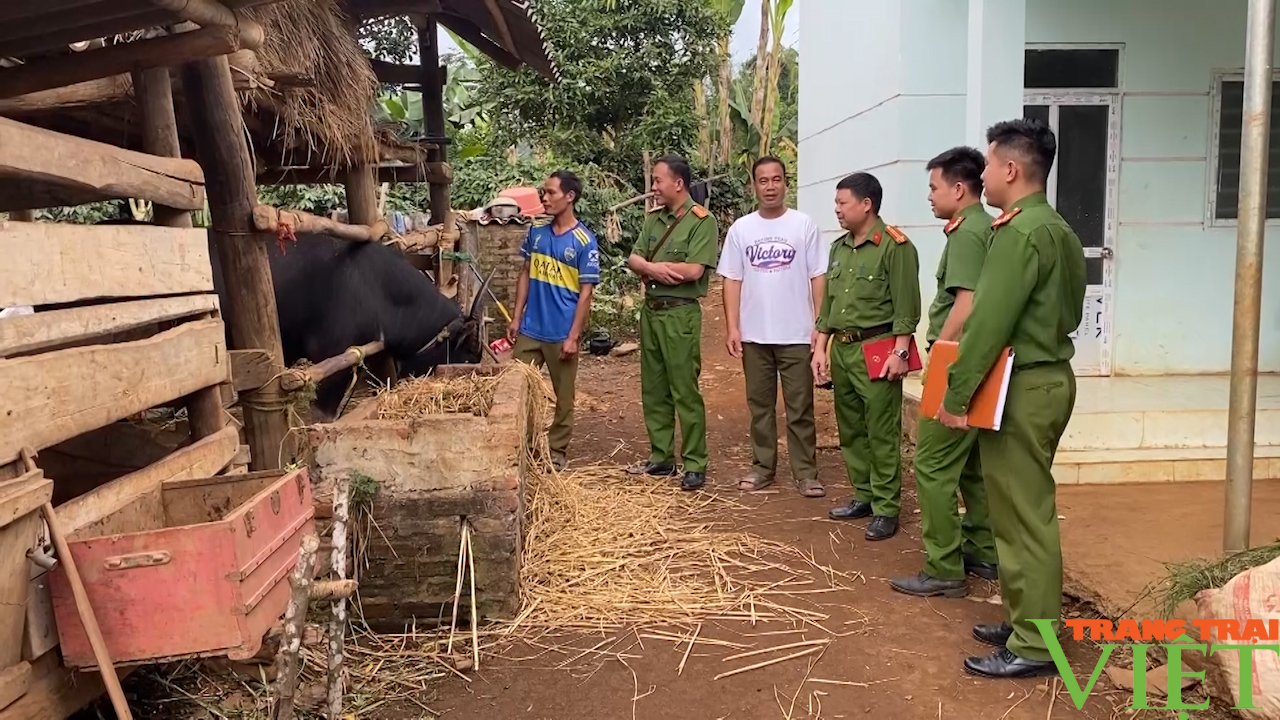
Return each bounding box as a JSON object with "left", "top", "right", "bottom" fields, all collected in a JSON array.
[{"left": 474, "top": 0, "right": 724, "bottom": 192}]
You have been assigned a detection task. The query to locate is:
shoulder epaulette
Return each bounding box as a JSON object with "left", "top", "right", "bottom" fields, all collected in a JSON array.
[
  {"left": 944, "top": 216, "right": 965, "bottom": 234},
  {"left": 690, "top": 204, "right": 710, "bottom": 219},
  {"left": 992, "top": 208, "right": 1022, "bottom": 228},
  {"left": 885, "top": 225, "right": 908, "bottom": 244}
]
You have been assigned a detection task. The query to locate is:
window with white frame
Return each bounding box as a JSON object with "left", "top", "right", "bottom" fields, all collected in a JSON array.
[{"left": 1212, "top": 73, "right": 1280, "bottom": 221}]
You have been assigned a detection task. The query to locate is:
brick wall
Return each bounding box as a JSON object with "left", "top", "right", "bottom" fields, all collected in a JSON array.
[
  {"left": 308, "top": 373, "right": 529, "bottom": 628},
  {"left": 474, "top": 221, "right": 532, "bottom": 311}
]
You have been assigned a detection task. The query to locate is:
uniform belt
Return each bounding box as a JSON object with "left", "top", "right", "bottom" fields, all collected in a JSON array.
[
  {"left": 645, "top": 297, "right": 696, "bottom": 311},
  {"left": 831, "top": 323, "right": 893, "bottom": 344}
]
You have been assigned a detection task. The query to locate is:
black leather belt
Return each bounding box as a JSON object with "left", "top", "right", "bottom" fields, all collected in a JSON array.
[
  {"left": 831, "top": 323, "right": 893, "bottom": 344},
  {"left": 645, "top": 297, "right": 696, "bottom": 311}
]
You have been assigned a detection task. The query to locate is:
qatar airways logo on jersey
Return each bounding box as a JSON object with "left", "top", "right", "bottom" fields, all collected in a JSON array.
[{"left": 746, "top": 238, "right": 797, "bottom": 271}]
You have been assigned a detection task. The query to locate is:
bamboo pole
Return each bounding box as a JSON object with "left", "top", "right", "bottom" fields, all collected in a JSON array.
[
  {"left": 253, "top": 204, "right": 390, "bottom": 243},
  {"left": 326, "top": 475, "right": 351, "bottom": 720},
  {"left": 1224, "top": 0, "right": 1276, "bottom": 553},
  {"left": 273, "top": 534, "right": 319, "bottom": 720},
  {"left": 147, "top": 0, "right": 267, "bottom": 49},
  {"left": 280, "top": 341, "right": 385, "bottom": 392}
]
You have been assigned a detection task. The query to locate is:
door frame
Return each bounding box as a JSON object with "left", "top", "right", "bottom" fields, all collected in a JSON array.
[{"left": 1023, "top": 90, "right": 1121, "bottom": 377}]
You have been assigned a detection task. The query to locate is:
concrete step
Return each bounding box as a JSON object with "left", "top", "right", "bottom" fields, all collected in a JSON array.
[{"left": 1052, "top": 445, "right": 1280, "bottom": 485}]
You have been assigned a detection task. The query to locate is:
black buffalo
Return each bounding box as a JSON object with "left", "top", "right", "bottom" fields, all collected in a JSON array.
[
  {"left": 221, "top": 232, "right": 490, "bottom": 418},
  {"left": 98, "top": 217, "right": 489, "bottom": 418}
]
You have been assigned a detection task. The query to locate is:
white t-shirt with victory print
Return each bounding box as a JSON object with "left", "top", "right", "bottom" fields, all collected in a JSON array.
[{"left": 716, "top": 208, "right": 828, "bottom": 346}]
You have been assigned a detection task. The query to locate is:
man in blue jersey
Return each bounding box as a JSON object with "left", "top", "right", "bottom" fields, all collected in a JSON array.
[{"left": 507, "top": 170, "right": 601, "bottom": 470}]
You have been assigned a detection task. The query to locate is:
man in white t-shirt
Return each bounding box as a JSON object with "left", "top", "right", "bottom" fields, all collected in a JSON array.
[{"left": 718, "top": 156, "right": 829, "bottom": 497}]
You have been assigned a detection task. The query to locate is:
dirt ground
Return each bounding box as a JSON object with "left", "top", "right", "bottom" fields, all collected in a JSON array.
[{"left": 419, "top": 287, "right": 1218, "bottom": 720}]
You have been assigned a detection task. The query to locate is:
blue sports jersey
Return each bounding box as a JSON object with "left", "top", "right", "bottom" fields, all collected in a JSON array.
[{"left": 519, "top": 220, "right": 601, "bottom": 343}]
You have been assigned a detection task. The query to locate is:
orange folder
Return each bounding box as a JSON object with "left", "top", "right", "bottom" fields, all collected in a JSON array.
[
  {"left": 862, "top": 336, "right": 923, "bottom": 380},
  {"left": 920, "top": 340, "right": 1015, "bottom": 431}
]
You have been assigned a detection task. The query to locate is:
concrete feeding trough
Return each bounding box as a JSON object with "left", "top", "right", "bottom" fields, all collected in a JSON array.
[{"left": 307, "top": 366, "right": 532, "bottom": 629}]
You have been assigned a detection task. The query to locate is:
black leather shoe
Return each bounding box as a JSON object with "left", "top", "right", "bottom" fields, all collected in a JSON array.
[
  {"left": 972, "top": 622, "right": 1013, "bottom": 647},
  {"left": 680, "top": 471, "right": 705, "bottom": 491},
  {"left": 828, "top": 500, "right": 873, "bottom": 520},
  {"left": 963, "top": 647, "right": 1057, "bottom": 679},
  {"left": 889, "top": 572, "right": 967, "bottom": 598},
  {"left": 865, "top": 516, "right": 898, "bottom": 541},
  {"left": 628, "top": 461, "right": 677, "bottom": 477},
  {"left": 964, "top": 556, "right": 1000, "bottom": 581}
]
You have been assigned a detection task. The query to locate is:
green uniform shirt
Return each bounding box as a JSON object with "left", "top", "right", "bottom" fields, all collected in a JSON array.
[
  {"left": 943, "top": 193, "right": 1086, "bottom": 415},
  {"left": 633, "top": 197, "right": 720, "bottom": 299},
  {"left": 816, "top": 218, "right": 921, "bottom": 335},
  {"left": 926, "top": 203, "right": 995, "bottom": 345}
]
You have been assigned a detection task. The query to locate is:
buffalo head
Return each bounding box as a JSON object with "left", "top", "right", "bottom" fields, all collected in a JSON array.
[{"left": 398, "top": 268, "right": 495, "bottom": 375}]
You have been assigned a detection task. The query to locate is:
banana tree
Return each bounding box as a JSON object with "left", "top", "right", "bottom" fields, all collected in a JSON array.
[
  {"left": 710, "top": 0, "right": 746, "bottom": 167},
  {"left": 757, "top": 0, "right": 794, "bottom": 156},
  {"left": 748, "top": 0, "right": 771, "bottom": 129}
]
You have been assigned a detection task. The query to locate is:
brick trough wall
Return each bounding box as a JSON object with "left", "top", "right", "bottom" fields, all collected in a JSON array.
[{"left": 307, "top": 373, "right": 532, "bottom": 628}]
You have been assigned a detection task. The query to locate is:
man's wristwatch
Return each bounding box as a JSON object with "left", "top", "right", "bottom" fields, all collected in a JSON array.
[{"left": 893, "top": 349, "right": 909, "bottom": 360}]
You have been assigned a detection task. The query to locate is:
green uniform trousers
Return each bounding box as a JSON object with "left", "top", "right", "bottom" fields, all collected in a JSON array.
[
  {"left": 742, "top": 343, "right": 818, "bottom": 482},
  {"left": 830, "top": 338, "right": 902, "bottom": 517},
  {"left": 513, "top": 334, "right": 578, "bottom": 462},
  {"left": 639, "top": 303, "right": 708, "bottom": 472},
  {"left": 978, "top": 361, "right": 1076, "bottom": 662},
  {"left": 915, "top": 416, "right": 997, "bottom": 580}
]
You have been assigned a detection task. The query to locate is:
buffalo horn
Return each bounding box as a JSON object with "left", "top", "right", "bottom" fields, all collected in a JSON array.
[{"left": 469, "top": 267, "right": 497, "bottom": 324}]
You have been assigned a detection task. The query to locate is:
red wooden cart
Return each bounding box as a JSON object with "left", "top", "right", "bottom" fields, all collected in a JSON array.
[{"left": 48, "top": 468, "right": 315, "bottom": 668}]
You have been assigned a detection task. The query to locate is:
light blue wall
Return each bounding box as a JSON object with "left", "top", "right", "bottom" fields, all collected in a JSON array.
[
  {"left": 1027, "top": 0, "right": 1280, "bottom": 374},
  {"left": 799, "top": 0, "right": 1280, "bottom": 374}
]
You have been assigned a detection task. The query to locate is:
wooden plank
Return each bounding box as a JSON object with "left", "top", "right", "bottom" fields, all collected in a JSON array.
[
  {"left": 0, "top": 25, "right": 241, "bottom": 101},
  {"left": 0, "top": 295, "right": 220, "bottom": 358},
  {"left": 0, "top": 662, "right": 31, "bottom": 712},
  {"left": 55, "top": 425, "right": 238, "bottom": 538},
  {"left": 0, "top": 320, "right": 229, "bottom": 466},
  {"left": 0, "top": 515, "right": 41, "bottom": 669},
  {"left": 0, "top": 471, "right": 52, "bottom": 529},
  {"left": 0, "top": 648, "right": 127, "bottom": 720},
  {"left": 0, "top": 115, "right": 204, "bottom": 212},
  {"left": 0, "top": 222, "right": 213, "bottom": 308}
]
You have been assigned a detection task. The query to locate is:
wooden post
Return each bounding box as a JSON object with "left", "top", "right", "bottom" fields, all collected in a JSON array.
[
  {"left": 343, "top": 166, "right": 379, "bottom": 227},
  {"left": 134, "top": 65, "right": 226, "bottom": 442},
  {"left": 417, "top": 17, "right": 454, "bottom": 287},
  {"left": 344, "top": 165, "right": 398, "bottom": 385},
  {"left": 181, "top": 55, "right": 289, "bottom": 470}
]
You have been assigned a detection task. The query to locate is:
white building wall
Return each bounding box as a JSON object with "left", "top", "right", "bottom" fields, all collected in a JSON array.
[
  {"left": 799, "top": 0, "right": 1280, "bottom": 374},
  {"left": 798, "top": 0, "right": 968, "bottom": 351},
  {"left": 1027, "top": 0, "right": 1280, "bottom": 374}
]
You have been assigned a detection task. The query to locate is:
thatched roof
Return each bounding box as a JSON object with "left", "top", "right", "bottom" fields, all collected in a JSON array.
[{"left": 0, "top": 0, "right": 557, "bottom": 168}]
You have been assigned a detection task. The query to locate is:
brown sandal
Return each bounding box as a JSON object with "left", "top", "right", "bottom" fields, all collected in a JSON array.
[
  {"left": 797, "top": 477, "right": 826, "bottom": 498},
  {"left": 738, "top": 474, "right": 774, "bottom": 492}
]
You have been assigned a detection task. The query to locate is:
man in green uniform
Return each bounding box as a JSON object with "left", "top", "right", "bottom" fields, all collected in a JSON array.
[
  {"left": 627, "top": 154, "right": 719, "bottom": 491},
  {"left": 812, "top": 172, "right": 920, "bottom": 541},
  {"left": 938, "top": 119, "right": 1085, "bottom": 679},
  {"left": 890, "top": 147, "right": 999, "bottom": 598}
]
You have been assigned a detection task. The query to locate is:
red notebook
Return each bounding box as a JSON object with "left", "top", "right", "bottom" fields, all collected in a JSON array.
[{"left": 862, "top": 336, "right": 922, "bottom": 380}]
